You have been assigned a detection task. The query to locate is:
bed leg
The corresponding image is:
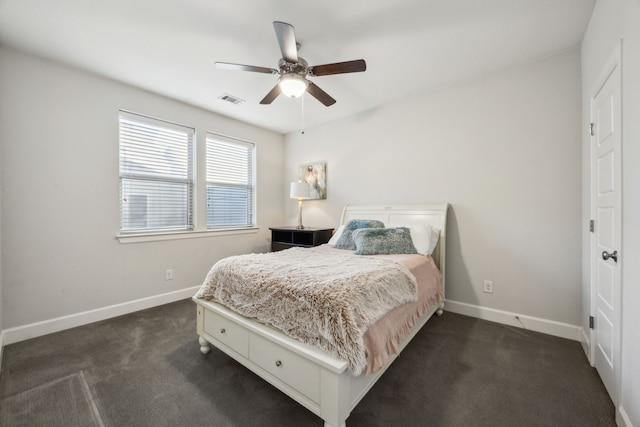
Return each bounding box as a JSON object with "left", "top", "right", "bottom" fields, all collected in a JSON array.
[
  {"left": 436, "top": 301, "right": 444, "bottom": 316},
  {"left": 324, "top": 422, "right": 346, "bottom": 427},
  {"left": 198, "top": 335, "right": 211, "bottom": 355}
]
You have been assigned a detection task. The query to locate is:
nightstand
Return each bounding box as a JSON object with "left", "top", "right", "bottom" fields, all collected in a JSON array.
[{"left": 269, "top": 227, "right": 334, "bottom": 252}]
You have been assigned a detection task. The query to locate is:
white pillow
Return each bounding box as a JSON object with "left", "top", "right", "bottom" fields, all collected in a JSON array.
[
  {"left": 327, "top": 225, "right": 345, "bottom": 245},
  {"left": 427, "top": 227, "right": 440, "bottom": 256},
  {"left": 387, "top": 223, "right": 439, "bottom": 256}
]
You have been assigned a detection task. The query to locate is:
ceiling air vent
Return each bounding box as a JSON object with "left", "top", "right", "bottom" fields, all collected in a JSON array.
[{"left": 218, "top": 93, "right": 245, "bottom": 105}]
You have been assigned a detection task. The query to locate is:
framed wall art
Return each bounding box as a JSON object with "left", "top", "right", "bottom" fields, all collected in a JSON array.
[{"left": 298, "top": 162, "right": 327, "bottom": 200}]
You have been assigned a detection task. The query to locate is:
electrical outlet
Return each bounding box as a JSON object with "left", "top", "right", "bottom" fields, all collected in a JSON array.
[
  {"left": 165, "top": 269, "right": 173, "bottom": 280},
  {"left": 483, "top": 280, "right": 493, "bottom": 293}
]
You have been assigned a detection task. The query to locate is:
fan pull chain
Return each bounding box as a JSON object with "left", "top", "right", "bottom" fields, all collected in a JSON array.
[{"left": 301, "top": 94, "right": 305, "bottom": 135}]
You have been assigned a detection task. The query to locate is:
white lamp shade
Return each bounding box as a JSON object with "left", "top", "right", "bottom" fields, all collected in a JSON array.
[
  {"left": 290, "top": 182, "right": 310, "bottom": 199},
  {"left": 279, "top": 74, "right": 308, "bottom": 98}
]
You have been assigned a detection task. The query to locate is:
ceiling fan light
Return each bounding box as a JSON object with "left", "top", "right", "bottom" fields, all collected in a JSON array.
[{"left": 279, "top": 74, "right": 308, "bottom": 98}]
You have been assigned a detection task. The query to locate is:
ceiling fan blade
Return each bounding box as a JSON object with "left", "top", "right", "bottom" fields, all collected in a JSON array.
[
  {"left": 306, "top": 81, "right": 336, "bottom": 106},
  {"left": 308, "top": 59, "right": 367, "bottom": 76},
  {"left": 215, "top": 62, "right": 277, "bottom": 74},
  {"left": 260, "top": 84, "right": 282, "bottom": 104},
  {"left": 273, "top": 21, "right": 298, "bottom": 63}
]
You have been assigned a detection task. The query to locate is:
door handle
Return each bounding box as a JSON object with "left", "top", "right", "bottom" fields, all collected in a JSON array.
[{"left": 602, "top": 250, "right": 618, "bottom": 263}]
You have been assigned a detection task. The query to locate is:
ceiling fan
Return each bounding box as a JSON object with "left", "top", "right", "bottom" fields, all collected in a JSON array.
[{"left": 215, "top": 21, "right": 366, "bottom": 106}]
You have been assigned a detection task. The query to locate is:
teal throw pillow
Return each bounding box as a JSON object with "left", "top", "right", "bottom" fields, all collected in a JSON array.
[
  {"left": 352, "top": 227, "right": 418, "bottom": 255},
  {"left": 334, "top": 219, "right": 385, "bottom": 250}
]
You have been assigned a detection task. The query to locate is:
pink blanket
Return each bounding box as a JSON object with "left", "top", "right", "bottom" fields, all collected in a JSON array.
[{"left": 313, "top": 246, "right": 444, "bottom": 373}]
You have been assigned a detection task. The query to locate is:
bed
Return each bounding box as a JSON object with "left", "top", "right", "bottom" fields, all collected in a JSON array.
[{"left": 193, "top": 204, "right": 448, "bottom": 427}]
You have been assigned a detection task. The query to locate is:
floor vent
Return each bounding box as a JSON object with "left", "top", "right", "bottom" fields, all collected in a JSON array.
[{"left": 218, "top": 93, "right": 245, "bottom": 105}]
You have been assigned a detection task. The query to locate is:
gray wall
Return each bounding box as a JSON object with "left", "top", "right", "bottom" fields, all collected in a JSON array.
[
  {"left": 284, "top": 50, "right": 582, "bottom": 326},
  {"left": 0, "top": 46, "right": 284, "bottom": 329},
  {"left": 582, "top": 0, "right": 640, "bottom": 424}
]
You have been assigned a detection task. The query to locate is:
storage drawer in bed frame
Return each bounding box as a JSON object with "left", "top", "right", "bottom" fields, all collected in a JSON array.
[{"left": 194, "top": 296, "right": 442, "bottom": 427}]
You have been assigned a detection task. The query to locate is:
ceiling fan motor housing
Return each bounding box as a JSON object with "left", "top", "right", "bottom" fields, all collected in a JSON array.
[{"left": 278, "top": 57, "right": 308, "bottom": 76}]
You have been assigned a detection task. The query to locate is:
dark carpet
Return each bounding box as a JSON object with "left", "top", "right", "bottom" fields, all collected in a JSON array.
[{"left": 0, "top": 299, "right": 615, "bottom": 427}]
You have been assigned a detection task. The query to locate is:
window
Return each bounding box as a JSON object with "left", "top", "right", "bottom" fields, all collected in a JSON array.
[
  {"left": 206, "top": 133, "right": 255, "bottom": 228},
  {"left": 119, "top": 111, "right": 194, "bottom": 233}
]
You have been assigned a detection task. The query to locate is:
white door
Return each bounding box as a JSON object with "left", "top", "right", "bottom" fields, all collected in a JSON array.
[{"left": 590, "top": 47, "right": 622, "bottom": 406}]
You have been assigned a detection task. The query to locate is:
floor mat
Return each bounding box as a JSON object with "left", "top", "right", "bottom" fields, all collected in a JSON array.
[{"left": 0, "top": 371, "right": 105, "bottom": 427}]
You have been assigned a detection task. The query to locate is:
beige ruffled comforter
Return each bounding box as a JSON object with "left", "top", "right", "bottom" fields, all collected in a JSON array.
[{"left": 196, "top": 245, "right": 443, "bottom": 375}]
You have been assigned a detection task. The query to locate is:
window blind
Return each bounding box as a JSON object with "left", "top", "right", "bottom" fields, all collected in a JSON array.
[
  {"left": 206, "top": 133, "right": 255, "bottom": 228},
  {"left": 119, "top": 111, "right": 194, "bottom": 232}
]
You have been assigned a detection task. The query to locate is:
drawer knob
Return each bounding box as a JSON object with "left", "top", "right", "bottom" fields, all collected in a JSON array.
[
  {"left": 275, "top": 360, "right": 282, "bottom": 367},
  {"left": 220, "top": 328, "right": 226, "bottom": 334}
]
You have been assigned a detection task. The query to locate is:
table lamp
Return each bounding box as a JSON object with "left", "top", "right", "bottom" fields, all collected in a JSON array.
[{"left": 290, "top": 182, "right": 310, "bottom": 229}]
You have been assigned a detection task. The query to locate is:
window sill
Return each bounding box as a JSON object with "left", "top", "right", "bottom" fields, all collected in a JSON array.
[{"left": 116, "top": 227, "right": 259, "bottom": 244}]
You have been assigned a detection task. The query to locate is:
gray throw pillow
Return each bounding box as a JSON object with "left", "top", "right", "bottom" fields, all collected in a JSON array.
[
  {"left": 352, "top": 227, "right": 418, "bottom": 255},
  {"left": 334, "top": 219, "right": 385, "bottom": 250}
]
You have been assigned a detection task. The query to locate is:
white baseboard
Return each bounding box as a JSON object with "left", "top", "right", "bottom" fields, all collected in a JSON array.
[
  {"left": 618, "top": 405, "right": 633, "bottom": 427},
  {"left": 444, "top": 299, "right": 582, "bottom": 341},
  {"left": 580, "top": 326, "right": 591, "bottom": 347},
  {"left": 0, "top": 293, "right": 585, "bottom": 348},
  {"left": 1, "top": 286, "right": 200, "bottom": 346},
  {"left": 580, "top": 327, "right": 592, "bottom": 365}
]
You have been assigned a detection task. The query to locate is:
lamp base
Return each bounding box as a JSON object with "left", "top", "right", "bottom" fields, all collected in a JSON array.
[{"left": 296, "top": 199, "right": 304, "bottom": 230}]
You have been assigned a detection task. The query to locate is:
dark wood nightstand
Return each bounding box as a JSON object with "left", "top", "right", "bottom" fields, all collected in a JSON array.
[{"left": 269, "top": 227, "right": 334, "bottom": 252}]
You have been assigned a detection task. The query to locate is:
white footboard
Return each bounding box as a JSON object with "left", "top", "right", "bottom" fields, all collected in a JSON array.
[{"left": 194, "top": 297, "right": 442, "bottom": 427}]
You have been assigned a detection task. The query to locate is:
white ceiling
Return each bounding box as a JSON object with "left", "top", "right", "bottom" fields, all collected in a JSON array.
[{"left": 0, "top": 0, "right": 595, "bottom": 134}]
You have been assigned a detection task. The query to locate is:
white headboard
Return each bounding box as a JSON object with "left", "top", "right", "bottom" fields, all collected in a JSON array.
[{"left": 340, "top": 203, "right": 449, "bottom": 289}]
